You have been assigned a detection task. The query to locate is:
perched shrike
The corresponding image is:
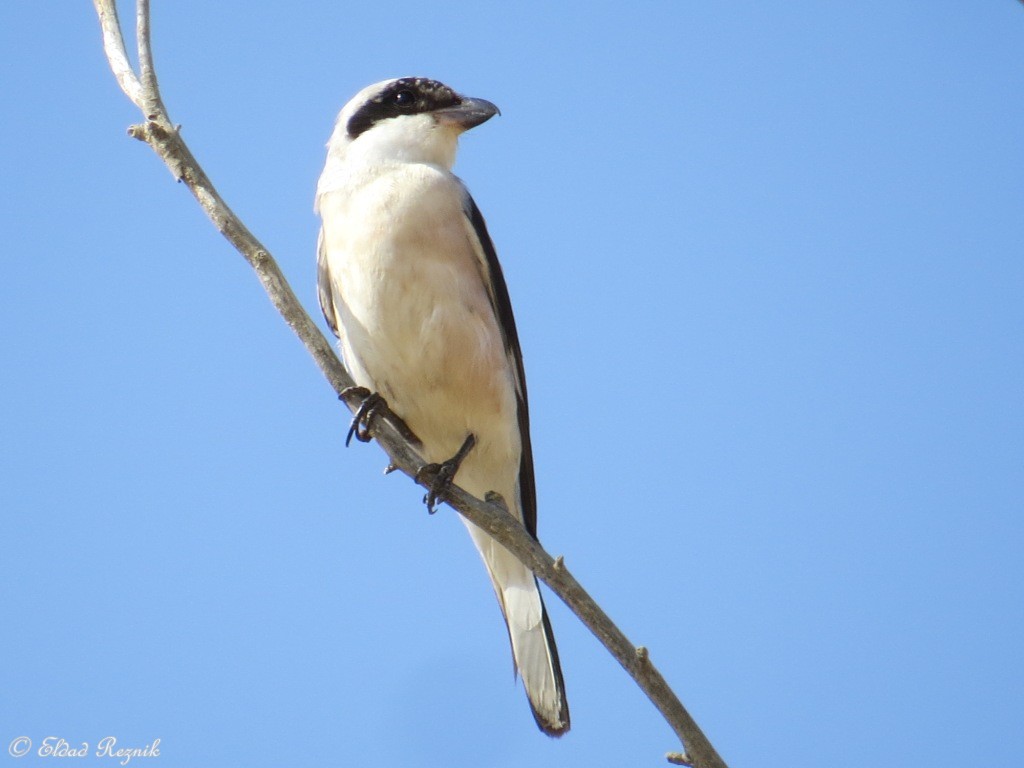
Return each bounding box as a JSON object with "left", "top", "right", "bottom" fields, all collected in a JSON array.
[{"left": 314, "top": 78, "right": 570, "bottom": 735}]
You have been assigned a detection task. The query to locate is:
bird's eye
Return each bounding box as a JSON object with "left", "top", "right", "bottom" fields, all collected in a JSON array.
[{"left": 393, "top": 89, "right": 415, "bottom": 106}]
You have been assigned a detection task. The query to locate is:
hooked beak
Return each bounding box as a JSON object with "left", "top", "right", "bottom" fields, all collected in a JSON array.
[{"left": 435, "top": 96, "right": 500, "bottom": 131}]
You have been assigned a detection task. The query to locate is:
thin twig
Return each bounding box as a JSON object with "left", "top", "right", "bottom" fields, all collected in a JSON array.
[
  {"left": 90, "top": 3, "right": 728, "bottom": 767},
  {"left": 135, "top": 0, "right": 159, "bottom": 113},
  {"left": 94, "top": 0, "right": 143, "bottom": 107}
]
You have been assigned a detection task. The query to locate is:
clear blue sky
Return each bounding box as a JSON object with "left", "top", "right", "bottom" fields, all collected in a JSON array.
[{"left": 2, "top": 2, "right": 1022, "bottom": 767}]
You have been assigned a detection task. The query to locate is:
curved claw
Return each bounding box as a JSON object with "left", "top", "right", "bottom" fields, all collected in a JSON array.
[
  {"left": 416, "top": 433, "right": 476, "bottom": 513},
  {"left": 342, "top": 387, "right": 386, "bottom": 447}
]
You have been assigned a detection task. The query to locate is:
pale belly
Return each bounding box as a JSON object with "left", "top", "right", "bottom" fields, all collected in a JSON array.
[{"left": 320, "top": 167, "right": 523, "bottom": 506}]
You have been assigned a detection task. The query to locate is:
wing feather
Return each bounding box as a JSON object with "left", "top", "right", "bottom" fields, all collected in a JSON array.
[
  {"left": 316, "top": 228, "right": 340, "bottom": 338},
  {"left": 460, "top": 187, "right": 538, "bottom": 539}
]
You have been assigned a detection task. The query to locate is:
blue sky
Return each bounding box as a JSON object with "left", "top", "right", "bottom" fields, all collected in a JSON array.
[{"left": 2, "top": 2, "right": 1022, "bottom": 767}]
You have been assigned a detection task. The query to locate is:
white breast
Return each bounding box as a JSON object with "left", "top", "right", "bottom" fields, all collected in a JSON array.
[{"left": 318, "top": 161, "right": 521, "bottom": 495}]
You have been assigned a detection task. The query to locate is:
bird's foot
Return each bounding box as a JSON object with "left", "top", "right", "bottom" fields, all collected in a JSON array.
[
  {"left": 340, "top": 386, "right": 422, "bottom": 455},
  {"left": 416, "top": 433, "right": 477, "bottom": 514},
  {"left": 341, "top": 387, "right": 386, "bottom": 446}
]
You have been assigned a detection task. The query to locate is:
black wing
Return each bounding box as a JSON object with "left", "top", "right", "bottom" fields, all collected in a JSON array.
[{"left": 460, "top": 186, "right": 539, "bottom": 539}]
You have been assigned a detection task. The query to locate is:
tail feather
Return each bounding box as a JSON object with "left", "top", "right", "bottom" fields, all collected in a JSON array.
[
  {"left": 464, "top": 521, "right": 570, "bottom": 735},
  {"left": 531, "top": 594, "right": 570, "bottom": 736}
]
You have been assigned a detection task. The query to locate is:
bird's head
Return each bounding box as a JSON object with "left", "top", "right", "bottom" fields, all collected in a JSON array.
[{"left": 325, "top": 77, "right": 499, "bottom": 170}]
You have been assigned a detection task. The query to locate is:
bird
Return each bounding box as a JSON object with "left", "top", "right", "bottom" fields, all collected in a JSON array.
[{"left": 314, "top": 77, "right": 570, "bottom": 736}]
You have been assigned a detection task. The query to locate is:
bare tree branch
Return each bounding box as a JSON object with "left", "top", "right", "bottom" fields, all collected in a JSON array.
[
  {"left": 135, "top": 0, "right": 161, "bottom": 114},
  {"left": 90, "top": 3, "right": 729, "bottom": 767},
  {"left": 95, "top": 0, "right": 143, "bottom": 107}
]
